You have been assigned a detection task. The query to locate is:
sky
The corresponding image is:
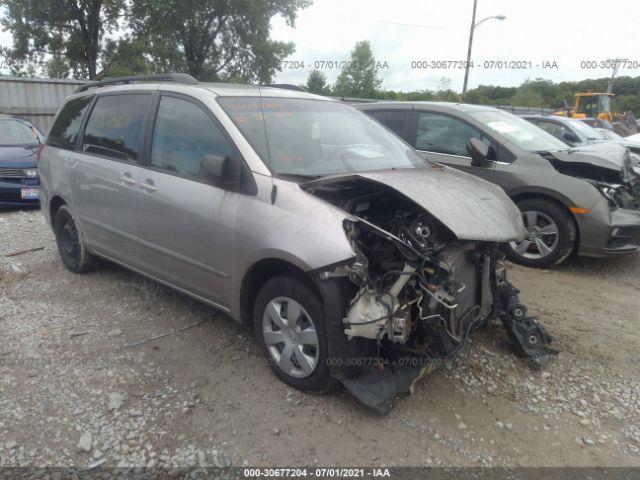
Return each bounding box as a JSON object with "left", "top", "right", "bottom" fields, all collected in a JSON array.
[
  {"left": 1, "top": 0, "right": 639, "bottom": 92},
  {"left": 270, "top": 0, "right": 640, "bottom": 92}
]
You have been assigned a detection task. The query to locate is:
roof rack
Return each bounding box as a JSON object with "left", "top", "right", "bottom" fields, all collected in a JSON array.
[
  {"left": 75, "top": 73, "right": 198, "bottom": 93},
  {"left": 264, "top": 84, "right": 306, "bottom": 92}
]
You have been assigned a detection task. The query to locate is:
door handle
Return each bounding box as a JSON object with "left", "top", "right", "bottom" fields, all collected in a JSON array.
[
  {"left": 140, "top": 180, "right": 157, "bottom": 192},
  {"left": 120, "top": 174, "right": 136, "bottom": 185}
]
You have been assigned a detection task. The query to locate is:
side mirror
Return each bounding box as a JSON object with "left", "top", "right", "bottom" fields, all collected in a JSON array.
[
  {"left": 199, "top": 154, "right": 229, "bottom": 181},
  {"left": 467, "top": 138, "right": 492, "bottom": 168},
  {"left": 563, "top": 131, "right": 580, "bottom": 144}
]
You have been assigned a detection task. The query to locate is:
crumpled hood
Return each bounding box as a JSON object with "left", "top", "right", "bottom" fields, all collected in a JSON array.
[
  {"left": 553, "top": 142, "right": 628, "bottom": 171},
  {"left": 620, "top": 139, "right": 640, "bottom": 150},
  {"left": 549, "top": 142, "right": 638, "bottom": 183},
  {"left": 0, "top": 145, "right": 38, "bottom": 168},
  {"left": 306, "top": 166, "right": 525, "bottom": 242}
]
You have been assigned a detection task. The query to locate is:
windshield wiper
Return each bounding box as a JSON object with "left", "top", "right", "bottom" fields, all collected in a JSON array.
[
  {"left": 277, "top": 172, "right": 323, "bottom": 182},
  {"left": 534, "top": 148, "right": 577, "bottom": 155}
]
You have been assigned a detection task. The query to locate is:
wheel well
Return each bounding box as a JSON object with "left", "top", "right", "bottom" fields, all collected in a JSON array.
[
  {"left": 510, "top": 192, "right": 581, "bottom": 251},
  {"left": 239, "top": 259, "right": 320, "bottom": 326},
  {"left": 49, "top": 196, "right": 67, "bottom": 223}
]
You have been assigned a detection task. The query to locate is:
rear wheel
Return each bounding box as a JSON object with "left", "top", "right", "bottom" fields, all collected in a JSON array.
[
  {"left": 53, "top": 205, "right": 99, "bottom": 273},
  {"left": 254, "top": 275, "right": 336, "bottom": 393},
  {"left": 503, "top": 198, "right": 576, "bottom": 268}
]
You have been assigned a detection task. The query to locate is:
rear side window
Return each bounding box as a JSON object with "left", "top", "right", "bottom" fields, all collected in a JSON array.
[
  {"left": 48, "top": 95, "right": 93, "bottom": 150},
  {"left": 367, "top": 110, "right": 408, "bottom": 138},
  {"left": 150, "top": 96, "right": 233, "bottom": 178},
  {"left": 82, "top": 94, "right": 151, "bottom": 161}
]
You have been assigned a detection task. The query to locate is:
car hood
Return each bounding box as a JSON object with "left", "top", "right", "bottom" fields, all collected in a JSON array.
[
  {"left": 0, "top": 145, "right": 38, "bottom": 168},
  {"left": 547, "top": 142, "right": 637, "bottom": 183},
  {"left": 303, "top": 166, "right": 525, "bottom": 242},
  {"left": 554, "top": 142, "right": 628, "bottom": 171},
  {"left": 621, "top": 139, "right": 640, "bottom": 150}
]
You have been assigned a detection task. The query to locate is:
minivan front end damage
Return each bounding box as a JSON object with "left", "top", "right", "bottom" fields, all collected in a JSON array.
[
  {"left": 544, "top": 147, "right": 640, "bottom": 210},
  {"left": 304, "top": 172, "right": 555, "bottom": 413}
]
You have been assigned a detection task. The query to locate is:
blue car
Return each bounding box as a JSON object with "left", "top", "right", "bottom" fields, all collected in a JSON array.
[{"left": 0, "top": 115, "right": 43, "bottom": 207}]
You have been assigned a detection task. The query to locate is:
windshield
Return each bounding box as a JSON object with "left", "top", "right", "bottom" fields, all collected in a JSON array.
[
  {"left": 469, "top": 110, "right": 568, "bottom": 153},
  {"left": 570, "top": 119, "right": 607, "bottom": 141},
  {"left": 0, "top": 119, "right": 40, "bottom": 146},
  {"left": 217, "top": 97, "right": 426, "bottom": 177},
  {"left": 600, "top": 129, "right": 623, "bottom": 140}
]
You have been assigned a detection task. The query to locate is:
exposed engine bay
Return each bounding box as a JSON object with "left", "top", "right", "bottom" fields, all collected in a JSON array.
[{"left": 304, "top": 177, "right": 556, "bottom": 413}]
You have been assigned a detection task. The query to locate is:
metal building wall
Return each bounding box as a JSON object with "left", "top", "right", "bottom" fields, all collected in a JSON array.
[{"left": 0, "top": 77, "right": 85, "bottom": 133}]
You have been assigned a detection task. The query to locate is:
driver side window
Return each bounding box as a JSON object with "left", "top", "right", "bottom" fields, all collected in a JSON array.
[
  {"left": 416, "top": 112, "right": 494, "bottom": 158},
  {"left": 151, "top": 96, "right": 232, "bottom": 178}
]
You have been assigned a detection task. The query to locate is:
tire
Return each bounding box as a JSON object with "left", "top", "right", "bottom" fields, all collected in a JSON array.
[
  {"left": 253, "top": 275, "right": 336, "bottom": 393},
  {"left": 502, "top": 198, "right": 576, "bottom": 268},
  {"left": 53, "top": 205, "right": 99, "bottom": 273}
]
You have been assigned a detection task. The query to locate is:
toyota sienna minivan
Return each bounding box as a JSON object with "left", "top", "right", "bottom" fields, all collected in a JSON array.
[{"left": 39, "top": 74, "right": 554, "bottom": 412}]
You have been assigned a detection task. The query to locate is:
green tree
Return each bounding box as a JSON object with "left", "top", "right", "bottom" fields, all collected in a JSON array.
[
  {"left": 0, "top": 46, "right": 38, "bottom": 76},
  {"left": 0, "top": 0, "right": 126, "bottom": 79},
  {"left": 434, "top": 89, "right": 461, "bottom": 102},
  {"left": 613, "top": 95, "right": 640, "bottom": 116},
  {"left": 46, "top": 54, "right": 71, "bottom": 79},
  {"left": 510, "top": 85, "right": 544, "bottom": 108},
  {"left": 129, "top": 0, "right": 310, "bottom": 82},
  {"left": 333, "top": 40, "right": 382, "bottom": 98},
  {"left": 305, "top": 69, "right": 327, "bottom": 94},
  {"left": 99, "top": 38, "right": 152, "bottom": 78}
]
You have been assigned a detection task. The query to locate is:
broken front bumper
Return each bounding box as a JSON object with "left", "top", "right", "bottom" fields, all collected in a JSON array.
[
  {"left": 576, "top": 197, "right": 640, "bottom": 257},
  {"left": 314, "top": 244, "right": 556, "bottom": 414}
]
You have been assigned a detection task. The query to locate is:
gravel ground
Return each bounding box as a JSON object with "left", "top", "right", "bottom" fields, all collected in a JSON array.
[{"left": 1, "top": 208, "right": 640, "bottom": 468}]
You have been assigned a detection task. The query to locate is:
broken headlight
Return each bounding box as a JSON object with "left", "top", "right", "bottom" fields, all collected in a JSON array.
[
  {"left": 628, "top": 151, "right": 640, "bottom": 175},
  {"left": 591, "top": 182, "right": 630, "bottom": 210}
]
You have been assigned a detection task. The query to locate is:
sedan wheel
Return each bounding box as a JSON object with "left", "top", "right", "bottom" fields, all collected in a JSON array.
[
  {"left": 262, "top": 296, "right": 319, "bottom": 378},
  {"left": 510, "top": 210, "right": 559, "bottom": 260}
]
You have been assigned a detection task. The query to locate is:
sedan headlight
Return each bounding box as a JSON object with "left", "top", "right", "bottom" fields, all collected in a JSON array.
[{"left": 23, "top": 168, "right": 39, "bottom": 178}]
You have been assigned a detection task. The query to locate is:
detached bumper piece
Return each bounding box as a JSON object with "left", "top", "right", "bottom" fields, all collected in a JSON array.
[{"left": 334, "top": 363, "right": 433, "bottom": 415}]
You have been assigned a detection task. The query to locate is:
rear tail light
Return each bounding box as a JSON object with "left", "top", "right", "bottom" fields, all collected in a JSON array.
[{"left": 35, "top": 144, "right": 45, "bottom": 162}]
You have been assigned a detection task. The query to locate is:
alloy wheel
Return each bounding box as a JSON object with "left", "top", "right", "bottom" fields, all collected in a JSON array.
[{"left": 509, "top": 210, "right": 559, "bottom": 260}]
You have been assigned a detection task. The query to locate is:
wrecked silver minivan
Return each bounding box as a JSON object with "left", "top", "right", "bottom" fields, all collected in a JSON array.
[{"left": 40, "top": 78, "right": 554, "bottom": 414}]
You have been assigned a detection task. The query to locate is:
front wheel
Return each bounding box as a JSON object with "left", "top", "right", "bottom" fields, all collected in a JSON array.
[
  {"left": 253, "top": 275, "right": 336, "bottom": 393},
  {"left": 502, "top": 198, "right": 576, "bottom": 268}
]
